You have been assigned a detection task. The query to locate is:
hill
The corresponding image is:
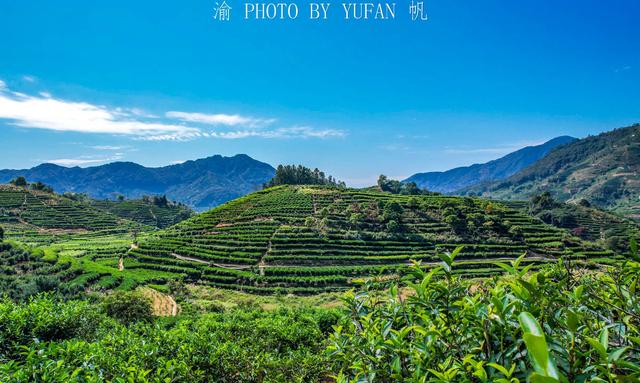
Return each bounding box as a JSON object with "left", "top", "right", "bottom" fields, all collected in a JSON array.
[
  {"left": 90, "top": 198, "right": 194, "bottom": 228},
  {"left": 0, "top": 184, "right": 142, "bottom": 235},
  {"left": 0, "top": 154, "right": 275, "bottom": 211},
  {"left": 461, "top": 124, "right": 640, "bottom": 219},
  {"left": 497, "top": 197, "right": 639, "bottom": 251},
  {"left": 404, "top": 136, "right": 576, "bottom": 193},
  {"left": 129, "top": 185, "right": 613, "bottom": 294}
]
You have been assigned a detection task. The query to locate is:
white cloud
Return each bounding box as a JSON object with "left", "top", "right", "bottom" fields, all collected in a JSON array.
[
  {"left": 0, "top": 83, "right": 345, "bottom": 142},
  {"left": 166, "top": 111, "right": 275, "bottom": 128},
  {"left": 46, "top": 154, "right": 123, "bottom": 167},
  {"left": 22, "top": 75, "right": 36, "bottom": 83},
  {"left": 442, "top": 140, "right": 546, "bottom": 156},
  {"left": 90, "top": 145, "right": 128, "bottom": 150},
  {"left": 206, "top": 126, "right": 345, "bottom": 139},
  {"left": 0, "top": 90, "right": 200, "bottom": 140}
]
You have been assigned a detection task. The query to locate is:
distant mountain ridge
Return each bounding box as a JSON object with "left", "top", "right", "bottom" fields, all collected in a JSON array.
[
  {"left": 461, "top": 124, "right": 640, "bottom": 219},
  {"left": 0, "top": 154, "right": 275, "bottom": 211},
  {"left": 404, "top": 136, "right": 577, "bottom": 193}
]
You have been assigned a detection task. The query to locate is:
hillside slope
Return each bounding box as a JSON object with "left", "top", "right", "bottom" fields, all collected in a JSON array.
[
  {"left": 0, "top": 184, "right": 142, "bottom": 234},
  {"left": 0, "top": 154, "right": 275, "bottom": 211},
  {"left": 130, "top": 185, "right": 611, "bottom": 294},
  {"left": 404, "top": 136, "right": 576, "bottom": 193},
  {"left": 461, "top": 124, "right": 640, "bottom": 219},
  {"left": 90, "top": 199, "right": 194, "bottom": 228}
]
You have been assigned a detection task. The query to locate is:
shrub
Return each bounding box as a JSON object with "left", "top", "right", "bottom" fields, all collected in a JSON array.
[
  {"left": 103, "top": 291, "right": 153, "bottom": 324},
  {"left": 328, "top": 247, "right": 640, "bottom": 382}
]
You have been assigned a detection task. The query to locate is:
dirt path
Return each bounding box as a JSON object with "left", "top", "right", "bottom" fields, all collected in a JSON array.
[
  {"left": 118, "top": 257, "right": 124, "bottom": 271},
  {"left": 139, "top": 287, "right": 179, "bottom": 317},
  {"left": 170, "top": 252, "right": 253, "bottom": 270}
]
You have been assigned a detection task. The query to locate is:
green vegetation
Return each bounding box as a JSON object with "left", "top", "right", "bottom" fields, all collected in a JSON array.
[
  {"left": 463, "top": 124, "right": 640, "bottom": 220},
  {"left": 1, "top": 248, "right": 637, "bottom": 382},
  {"left": 328, "top": 248, "right": 640, "bottom": 382},
  {"left": 500, "top": 193, "right": 640, "bottom": 252},
  {"left": 377, "top": 174, "right": 434, "bottom": 195},
  {"left": 0, "top": 184, "right": 143, "bottom": 233},
  {"left": 265, "top": 164, "right": 346, "bottom": 188},
  {"left": 91, "top": 196, "right": 194, "bottom": 228},
  {"left": 129, "top": 185, "right": 621, "bottom": 294},
  {"left": 0, "top": 295, "right": 335, "bottom": 383}
]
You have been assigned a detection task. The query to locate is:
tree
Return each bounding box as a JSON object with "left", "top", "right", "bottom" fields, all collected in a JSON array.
[
  {"left": 103, "top": 291, "right": 153, "bottom": 324},
  {"left": 10, "top": 176, "right": 27, "bottom": 187},
  {"left": 378, "top": 175, "right": 425, "bottom": 195},
  {"left": 0, "top": 226, "right": 4, "bottom": 241},
  {"left": 265, "top": 164, "right": 345, "bottom": 188},
  {"left": 30, "top": 181, "right": 53, "bottom": 193},
  {"left": 382, "top": 201, "right": 403, "bottom": 222}
]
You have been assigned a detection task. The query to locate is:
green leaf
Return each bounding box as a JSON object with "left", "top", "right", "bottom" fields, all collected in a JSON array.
[
  {"left": 566, "top": 310, "right": 579, "bottom": 333},
  {"left": 586, "top": 337, "right": 608, "bottom": 360}
]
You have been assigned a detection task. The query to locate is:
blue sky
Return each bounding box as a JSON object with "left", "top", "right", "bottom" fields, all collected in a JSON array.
[{"left": 0, "top": 0, "right": 638, "bottom": 186}]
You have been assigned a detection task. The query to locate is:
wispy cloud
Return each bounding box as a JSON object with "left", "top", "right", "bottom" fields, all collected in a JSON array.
[
  {"left": 0, "top": 88, "right": 200, "bottom": 140},
  {"left": 22, "top": 75, "right": 36, "bottom": 83},
  {"left": 205, "top": 126, "right": 345, "bottom": 139},
  {"left": 166, "top": 111, "right": 275, "bottom": 128},
  {"left": 46, "top": 154, "right": 123, "bottom": 167},
  {"left": 442, "top": 140, "right": 546, "bottom": 156},
  {"left": 90, "top": 145, "right": 128, "bottom": 151},
  {"left": 614, "top": 65, "right": 632, "bottom": 73},
  {"left": 0, "top": 82, "right": 345, "bottom": 141}
]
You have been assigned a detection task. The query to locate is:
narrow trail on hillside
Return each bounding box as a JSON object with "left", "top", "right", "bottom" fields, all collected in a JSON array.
[
  {"left": 258, "top": 229, "right": 279, "bottom": 277},
  {"left": 170, "top": 252, "right": 252, "bottom": 270}
]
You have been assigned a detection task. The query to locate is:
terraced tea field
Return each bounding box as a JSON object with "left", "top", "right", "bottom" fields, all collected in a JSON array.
[
  {"left": 130, "top": 185, "right": 619, "bottom": 294},
  {"left": 91, "top": 199, "right": 194, "bottom": 228},
  {"left": 0, "top": 185, "right": 144, "bottom": 236}
]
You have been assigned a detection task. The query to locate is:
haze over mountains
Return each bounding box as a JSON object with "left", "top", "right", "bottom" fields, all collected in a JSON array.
[
  {"left": 0, "top": 154, "right": 275, "bottom": 211},
  {"left": 404, "top": 136, "right": 577, "bottom": 193}
]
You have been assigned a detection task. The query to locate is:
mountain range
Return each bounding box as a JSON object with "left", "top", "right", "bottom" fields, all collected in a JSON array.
[
  {"left": 461, "top": 124, "right": 640, "bottom": 219},
  {"left": 0, "top": 154, "right": 275, "bottom": 211},
  {"left": 404, "top": 136, "right": 577, "bottom": 193}
]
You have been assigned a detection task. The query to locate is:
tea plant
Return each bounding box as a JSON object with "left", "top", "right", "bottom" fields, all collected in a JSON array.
[{"left": 328, "top": 247, "right": 640, "bottom": 382}]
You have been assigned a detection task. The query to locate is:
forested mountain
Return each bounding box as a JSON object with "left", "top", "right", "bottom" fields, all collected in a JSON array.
[
  {"left": 461, "top": 124, "right": 640, "bottom": 219},
  {"left": 0, "top": 154, "right": 275, "bottom": 211},
  {"left": 404, "top": 136, "right": 576, "bottom": 193}
]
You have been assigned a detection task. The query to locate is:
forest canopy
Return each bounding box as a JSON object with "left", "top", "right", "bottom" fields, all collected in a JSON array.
[{"left": 264, "top": 165, "right": 346, "bottom": 188}]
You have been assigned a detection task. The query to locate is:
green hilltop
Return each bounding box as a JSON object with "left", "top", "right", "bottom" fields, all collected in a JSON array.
[{"left": 130, "top": 185, "right": 621, "bottom": 294}]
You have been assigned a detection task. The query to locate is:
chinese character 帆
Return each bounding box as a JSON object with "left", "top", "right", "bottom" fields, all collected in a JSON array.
[{"left": 409, "top": 0, "right": 427, "bottom": 21}]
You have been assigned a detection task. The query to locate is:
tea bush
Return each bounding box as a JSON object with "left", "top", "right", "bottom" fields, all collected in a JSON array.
[
  {"left": 328, "top": 247, "right": 640, "bottom": 382},
  {"left": 0, "top": 295, "right": 335, "bottom": 382}
]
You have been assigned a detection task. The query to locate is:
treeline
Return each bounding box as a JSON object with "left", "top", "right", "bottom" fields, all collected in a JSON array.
[
  {"left": 377, "top": 174, "right": 437, "bottom": 195},
  {"left": 265, "top": 165, "right": 346, "bottom": 188},
  {"left": 9, "top": 176, "right": 54, "bottom": 193}
]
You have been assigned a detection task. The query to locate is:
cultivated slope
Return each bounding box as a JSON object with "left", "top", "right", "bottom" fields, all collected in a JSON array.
[
  {"left": 91, "top": 199, "right": 194, "bottom": 228},
  {"left": 404, "top": 136, "right": 576, "bottom": 193},
  {"left": 130, "top": 185, "right": 612, "bottom": 294},
  {"left": 462, "top": 124, "right": 640, "bottom": 219},
  {"left": 0, "top": 185, "right": 143, "bottom": 234},
  {"left": 0, "top": 154, "right": 275, "bottom": 211}
]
